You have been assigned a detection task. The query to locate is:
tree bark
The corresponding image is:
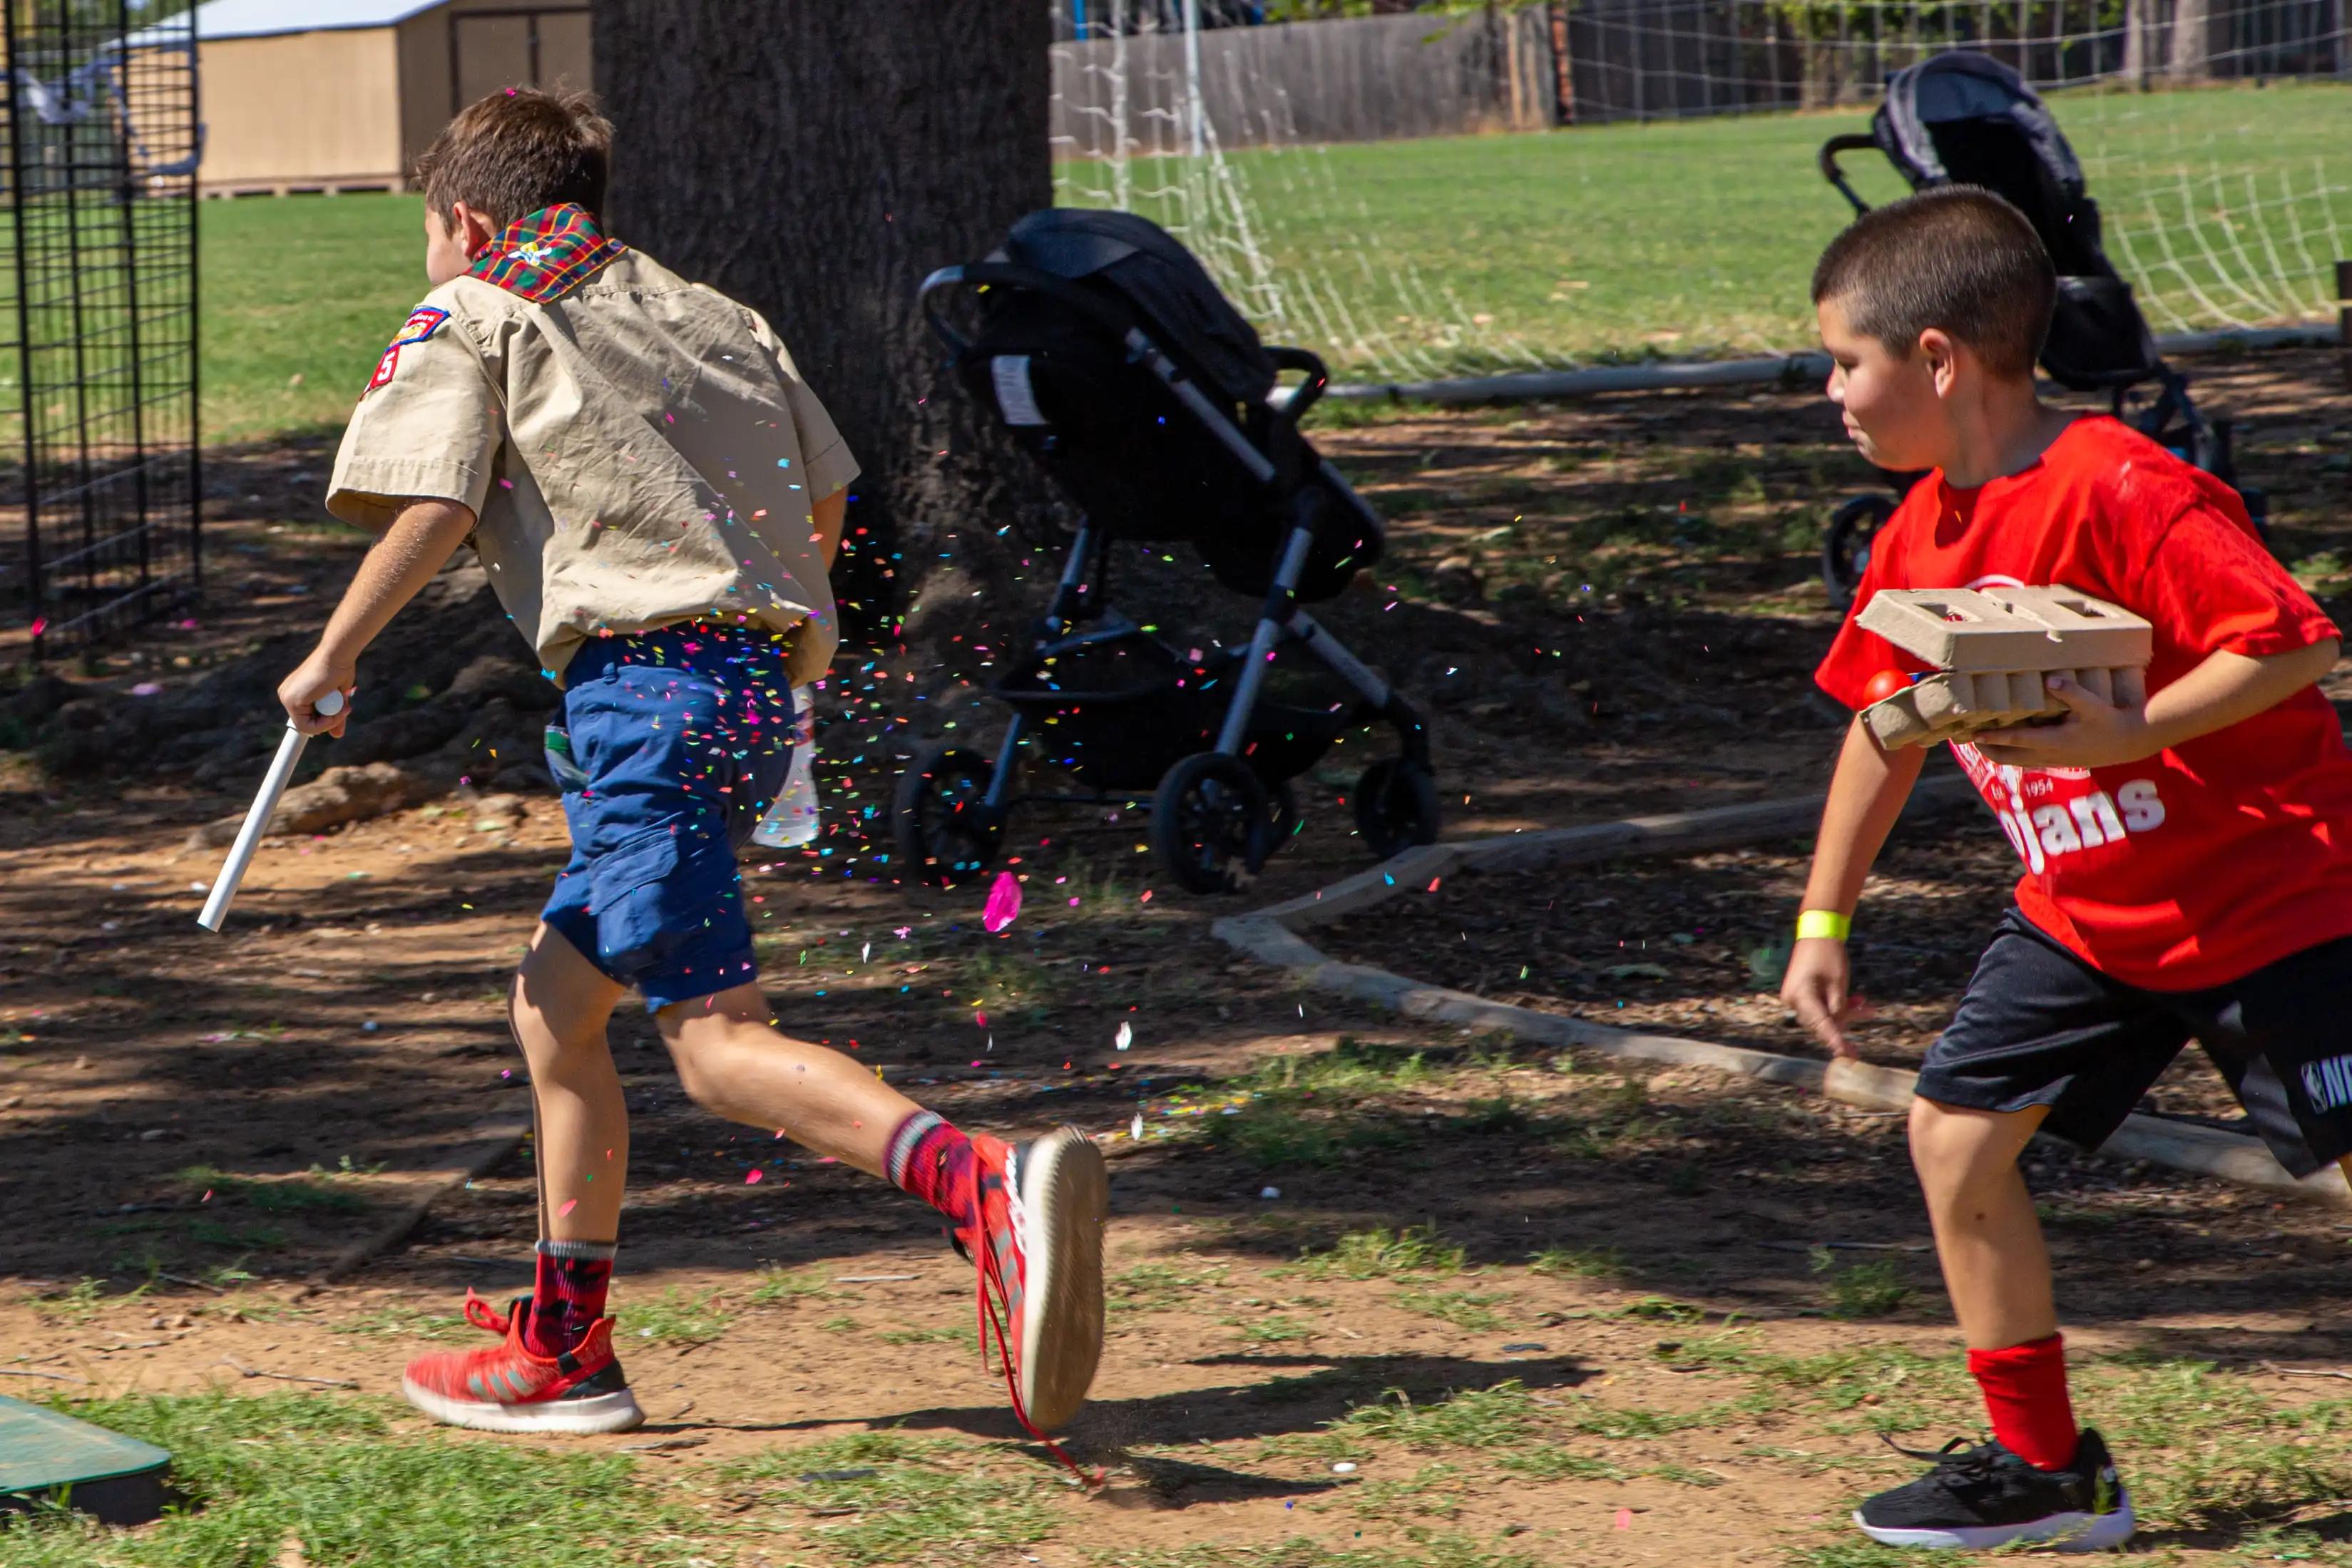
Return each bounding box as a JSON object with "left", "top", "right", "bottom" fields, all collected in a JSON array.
[
  {"left": 590, "top": 1, "right": 1054, "bottom": 645},
  {"left": 2169, "top": 0, "right": 2215, "bottom": 81}
]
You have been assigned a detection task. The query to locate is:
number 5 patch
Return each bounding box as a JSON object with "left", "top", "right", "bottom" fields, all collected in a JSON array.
[{"left": 365, "top": 343, "right": 400, "bottom": 394}]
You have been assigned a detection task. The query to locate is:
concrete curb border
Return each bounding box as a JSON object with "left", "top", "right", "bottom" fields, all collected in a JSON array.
[
  {"left": 1215, "top": 783, "right": 2352, "bottom": 1208},
  {"left": 1294, "top": 324, "right": 2339, "bottom": 406}
]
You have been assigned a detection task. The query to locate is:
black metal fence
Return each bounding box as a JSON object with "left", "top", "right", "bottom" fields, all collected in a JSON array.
[{"left": 0, "top": 0, "right": 200, "bottom": 662}]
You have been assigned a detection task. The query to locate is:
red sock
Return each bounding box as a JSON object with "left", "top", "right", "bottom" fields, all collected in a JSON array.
[
  {"left": 523, "top": 1239, "right": 615, "bottom": 1358},
  {"left": 884, "top": 1110, "right": 976, "bottom": 1226},
  {"left": 1968, "top": 1333, "right": 2079, "bottom": 1470}
]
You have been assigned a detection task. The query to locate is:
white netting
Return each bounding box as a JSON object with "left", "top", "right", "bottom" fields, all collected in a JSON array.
[
  {"left": 1050, "top": 1, "right": 1538, "bottom": 383},
  {"left": 1051, "top": 1, "right": 2352, "bottom": 384}
]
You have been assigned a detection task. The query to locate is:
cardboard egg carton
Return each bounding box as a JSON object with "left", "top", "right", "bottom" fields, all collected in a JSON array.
[{"left": 1856, "top": 586, "right": 2152, "bottom": 749}]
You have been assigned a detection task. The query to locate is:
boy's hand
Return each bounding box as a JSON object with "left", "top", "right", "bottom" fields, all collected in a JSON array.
[
  {"left": 1781, "top": 936, "right": 1858, "bottom": 1059},
  {"left": 1971, "top": 675, "right": 2152, "bottom": 769},
  {"left": 279, "top": 652, "right": 356, "bottom": 738}
]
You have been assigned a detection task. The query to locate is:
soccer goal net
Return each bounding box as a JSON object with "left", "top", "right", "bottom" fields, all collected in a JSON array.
[{"left": 1050, "top": 1, "right": 2351, "bottom": 386}]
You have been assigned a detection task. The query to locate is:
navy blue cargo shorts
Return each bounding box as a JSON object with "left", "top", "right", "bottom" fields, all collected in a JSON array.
[{"left": 538, "top": 622, "right": 795, "bottom": 1012}]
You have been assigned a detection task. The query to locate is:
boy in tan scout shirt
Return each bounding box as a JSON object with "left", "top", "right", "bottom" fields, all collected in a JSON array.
[{"left": 275, "top": 90, "right": 1108, "bottom": 1446}]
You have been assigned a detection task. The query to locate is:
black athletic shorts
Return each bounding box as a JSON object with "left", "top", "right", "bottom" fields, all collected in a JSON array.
[{"left": 1917, "top": 908, "right": 2352, "bottom": 1179}]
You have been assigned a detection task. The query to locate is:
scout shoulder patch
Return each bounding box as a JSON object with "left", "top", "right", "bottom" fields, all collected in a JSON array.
[
  {"left": 359, "top": 303, "right": 453, "bottom": 396},
  {"left": 394, "top": 305, "right": 450, "bottom": 345},
  {"left": 364, "top": 342, "right": 400, "bottom": 395}
]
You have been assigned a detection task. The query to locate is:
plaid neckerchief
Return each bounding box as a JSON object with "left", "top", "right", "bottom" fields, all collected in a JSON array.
[{"left": 466, "top": 203, "right": 626, "bottom": 304}]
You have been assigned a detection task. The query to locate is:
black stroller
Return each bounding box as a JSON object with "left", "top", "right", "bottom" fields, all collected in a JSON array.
[
  {"left": 1816, "top": 51, "right": 2264, "bottom": 607},
  {"left": 898, "top": 209, "right": 1438, "bottom": 894}
]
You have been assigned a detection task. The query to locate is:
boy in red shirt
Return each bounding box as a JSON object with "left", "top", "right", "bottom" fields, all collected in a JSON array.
[{"left": 1789, "top": 187, "right": 2352, "bottom": 1551}]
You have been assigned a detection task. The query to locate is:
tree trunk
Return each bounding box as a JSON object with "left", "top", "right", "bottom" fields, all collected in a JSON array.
[
  {"left": 590, "top": 1, "right": 1053, "bottom": 646},
  {"left": 2169, "top": 0, "right": 2214, "bottom": 80}
]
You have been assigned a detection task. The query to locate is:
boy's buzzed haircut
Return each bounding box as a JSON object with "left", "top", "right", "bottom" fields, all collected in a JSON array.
[
  {"left": 415, "top": 88, "right": 613, "bottom": 228},
  {"left": 1811, "top": 186, "right": 2057, "bottom": 379}
]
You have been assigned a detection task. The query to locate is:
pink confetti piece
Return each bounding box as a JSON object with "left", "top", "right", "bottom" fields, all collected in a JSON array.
[
  {"left": 1614, "top": 1510, "right": 1632, "bottom": 1530},
  {"left": 745, "top": 1169, "right": 763, "bottom": 1184},
  {"left": 982, "top": 871, "right": 1021, "bottom": 933},
  {"left": 557, "top": 1198, "right": 578, "bottom": 1218}
]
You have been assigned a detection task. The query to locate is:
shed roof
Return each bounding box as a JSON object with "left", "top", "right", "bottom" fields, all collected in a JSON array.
[{"left": 181, "top": 0, "right": 444, "bottom": 41}]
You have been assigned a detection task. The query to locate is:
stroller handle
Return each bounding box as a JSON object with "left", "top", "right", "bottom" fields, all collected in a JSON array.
[
  {"left": 1265, "top": 344, "right": 1329, "bottom": 425},
  {"left": 1819, "top": 133, "right": 1877, "bottom": 217},
  {"left": 919, "top": 259, "right": 1145, "bottom": 358}
]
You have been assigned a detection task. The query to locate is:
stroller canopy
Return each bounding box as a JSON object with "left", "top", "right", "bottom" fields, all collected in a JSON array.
[
  {"left": 994, "top": 208, "right": 1277, "bottom": 406},
  {"left": 1868, "top": 51, "right": 2157, "bottom": 389},
  {"left": 1876, "top": 53, "right": 2081, "bottom": 206}
]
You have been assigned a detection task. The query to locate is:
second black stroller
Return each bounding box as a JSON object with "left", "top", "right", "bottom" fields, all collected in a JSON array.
[
  {"left": 1816, "top": 51, "right": 2266, "bottom": 607},
  {"left": 896, "top": 209, "right": 1438, "bottom": 894}
]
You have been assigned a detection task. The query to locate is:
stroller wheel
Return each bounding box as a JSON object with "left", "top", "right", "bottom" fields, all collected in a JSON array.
[
  {"left": 892, "top": 746, "right": 1005, "bottom": 888},
  {"left": 1353, "top": 758, "right": 1441, "bottom": 859},
  {"left": 1152, "top": 752, "right": 1270, "bottom": 895},
  {"left": 1822, "top": 493, "right": 1895, "bottom": 613}
]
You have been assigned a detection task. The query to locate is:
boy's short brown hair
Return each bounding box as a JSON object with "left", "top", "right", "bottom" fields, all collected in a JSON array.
[
  {"left": 414, "top": 88, "right": 613, "bottom": 228},
  {"left": 1811, "top": 186, "right": 2056, "bottom": 379}
]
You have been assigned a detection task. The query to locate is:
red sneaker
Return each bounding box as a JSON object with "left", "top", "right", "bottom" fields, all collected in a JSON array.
[
  {"left": 951, "top": 1127, "right": 1108, "bottom": 1436},
  {"left": 399, "top": 1291, "right": 644, "bottom": 1435}
]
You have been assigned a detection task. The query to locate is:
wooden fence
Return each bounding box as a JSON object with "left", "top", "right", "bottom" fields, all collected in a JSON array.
[
  {"left": 1050, "top": 1, "right": 2347, "bottom": 150},
  {"left": 1049, "top": 6, "right": 1559, "bottom": 155}
]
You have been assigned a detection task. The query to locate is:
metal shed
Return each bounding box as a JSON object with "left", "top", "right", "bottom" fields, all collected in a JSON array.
[{"left": 174, "top": 0, "right": 592, "bottom": 196}]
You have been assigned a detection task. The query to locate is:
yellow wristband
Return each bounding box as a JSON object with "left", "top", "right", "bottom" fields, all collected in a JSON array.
[{"left": 1796, "top": 909, "right": 1852, "bottom": 943}]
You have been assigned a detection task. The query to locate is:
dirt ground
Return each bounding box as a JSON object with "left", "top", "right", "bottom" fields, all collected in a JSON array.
[{"left": 6, "top": 349, "right": 2352, "bottom": 1566}]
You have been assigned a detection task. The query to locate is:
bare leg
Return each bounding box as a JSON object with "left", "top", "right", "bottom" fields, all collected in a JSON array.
[
  {"left": 1909, "top": 1097, "right": 2056, "bottom": 1349},
  {"left": 511, "top": 923, "right": 630, "bottom": 1241},
  {"left": 655, "top": 983, "right": 929, "bottom": 1175}
]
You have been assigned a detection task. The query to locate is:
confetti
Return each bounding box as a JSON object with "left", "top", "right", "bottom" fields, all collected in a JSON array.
[
  {"left": 982, "top": 871, "right": 1021, "bottom": 932},
  {"left": 746, "top": 1169, "right": 763, "bottom": 1184},
  {"left": 1614, "top": 1510, "right": 1632, "bottom": 1530},
  {"left": 1115, "top": 1021, "right": 1132, "bottom": 1051},
  {"left": 558, "top": 1198, "right": 578, "bottom": 1218}
]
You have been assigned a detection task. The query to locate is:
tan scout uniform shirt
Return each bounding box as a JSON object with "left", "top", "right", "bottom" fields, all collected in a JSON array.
[{"left": 326, "top": 237, "right": 857, "bottom": 688}]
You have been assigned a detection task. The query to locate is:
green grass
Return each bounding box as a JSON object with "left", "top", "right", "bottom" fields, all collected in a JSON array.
[
  {"left": 712, "top": 1430, "right": 1060, "bottom": 1566},
  {"left": 1110, "top": 1260, "right": 1229, "bottom": 1314},
  {"left": 1289, "top": 1224, "right": 1466, "bottom": 1281},
  {"left": 1392, "top": 1288, "right": 1513, "bottom": 1331},
  {"left": 1275, "top": 1380, "right": 1545, "bottom": 1457},
  {"left": 329, "top": 1304, "right": 473, "bottom": 1342},
  {"left": 614, "top": 1286, "right": 732, "bottom": 1346},
  {"left": 1237, "top": 1314, "right": 1313, "bottom": 1344},
  {"left": 1814, "top": 1255, "right": 1914, "bottom": 1321},
  {"left": 21, "top": 1279, "right": 123, "bottom": 1323},
  {"left": 1099, "top": 1539, "right": 1538, "bottom": 1568},
  {"left": 200, "top": 193, "right": 429, "bottom": 441},
  {"left": 175, "top": 1164, "right": 369, "bottom": 1215},
  {"left": 749, "top": 1264, "right": 833, "bottom": 1303},
  {"left": 0, "top": 1392, "right": 706, "bottom": 1567},
  {"left": 1525, "top": 1244, "right": 1624, "bottom": 1280},
  {"left": 148, "top": 84, "right": 2352, "bottom": 453},
  {"left": 1062, "top": 81, "right": 2352, "bottom": 380}
]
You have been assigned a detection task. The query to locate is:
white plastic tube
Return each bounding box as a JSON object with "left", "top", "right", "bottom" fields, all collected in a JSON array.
[{"left": 196, "top": 689, "right": 342, "bottom": 933}]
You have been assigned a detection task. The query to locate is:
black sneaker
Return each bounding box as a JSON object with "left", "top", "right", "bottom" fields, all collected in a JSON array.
[{"left": 1854, "top": 1428, "right": 2133, "bottom": 1552}]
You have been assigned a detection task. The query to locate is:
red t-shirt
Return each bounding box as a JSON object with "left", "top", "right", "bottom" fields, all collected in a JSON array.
[{"left": 1816, "top": 416, "right": 2352, "bottom": 990}]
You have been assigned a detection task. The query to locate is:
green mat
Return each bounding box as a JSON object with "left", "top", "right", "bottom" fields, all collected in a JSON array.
[{"left": 0, "top": 1394, "right": 171, "bottom": 1524}]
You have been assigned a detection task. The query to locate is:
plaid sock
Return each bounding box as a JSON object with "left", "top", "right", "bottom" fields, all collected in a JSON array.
[
  {"left": 523, "top": 1238, "right": 615, "bottom": 1358},
  {"left": 884, "top": 1110, "right": 976, "bottom": 1227}
]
